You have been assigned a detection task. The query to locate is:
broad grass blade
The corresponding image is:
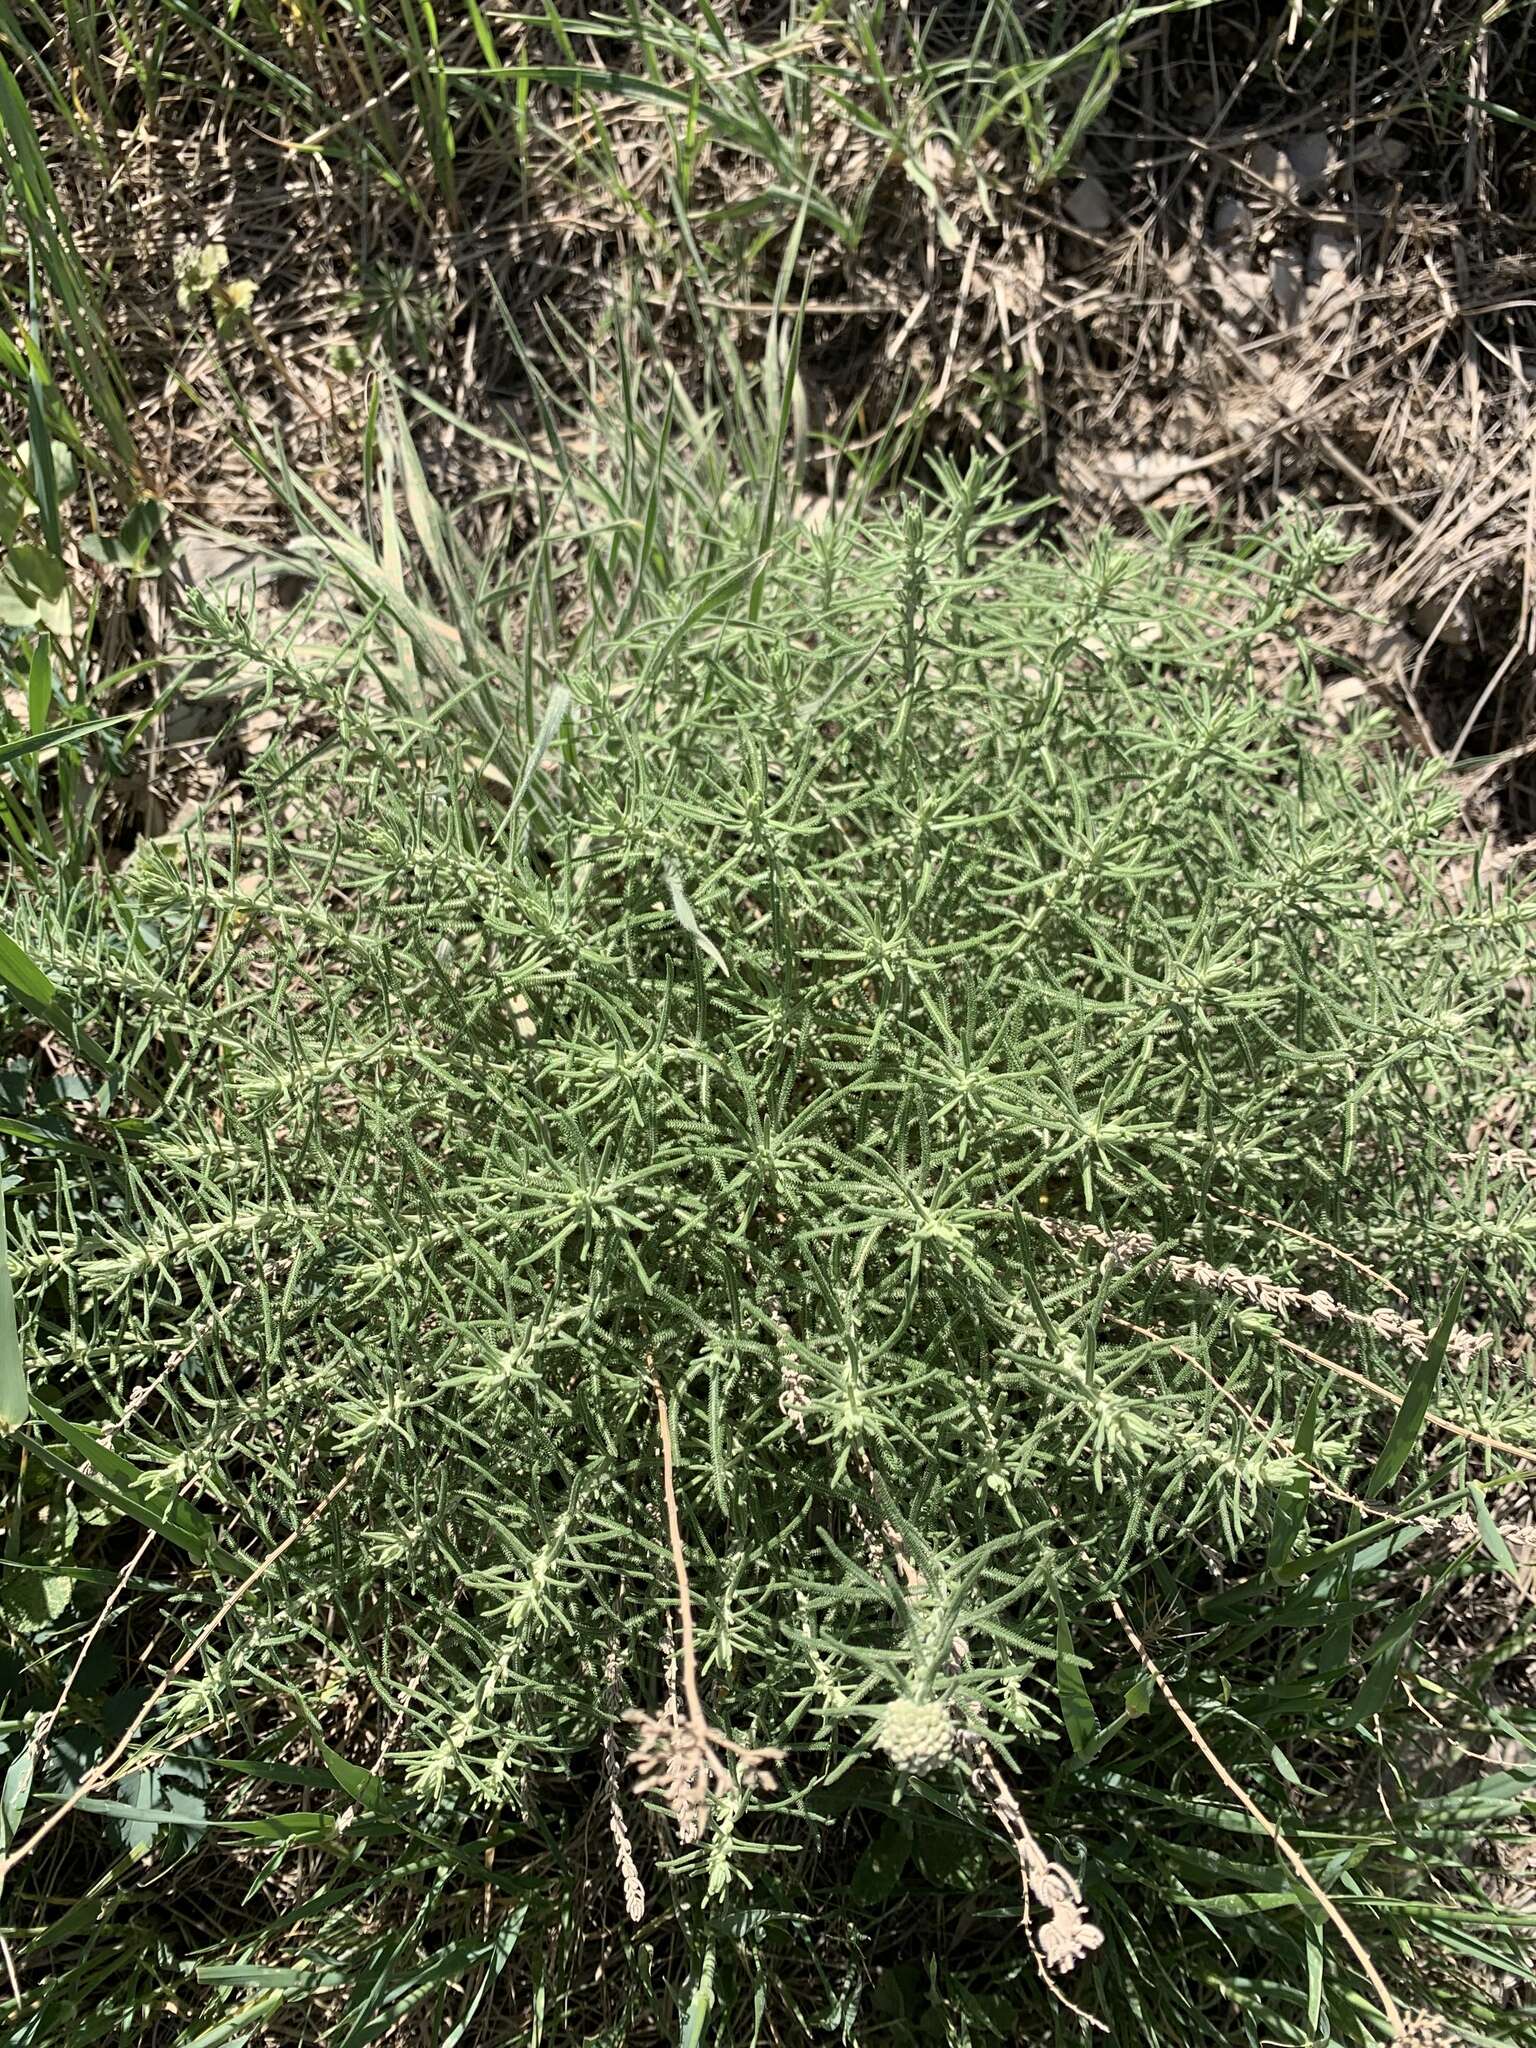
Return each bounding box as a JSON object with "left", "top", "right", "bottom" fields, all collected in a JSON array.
[{"left": 1366, "top": 1279, "right": 1465, "bottom": 1496}]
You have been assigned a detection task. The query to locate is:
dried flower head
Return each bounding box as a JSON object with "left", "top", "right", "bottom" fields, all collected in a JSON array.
[
  {"left": 625, "top": 1709, "right": 779, "bottom": 1845},
  {"left": 1031, "top": 1861, "right": 1107, "bottom": 1975},
  {"left": 603, "top": 1644, "right": 646, "bottom": 1922}
]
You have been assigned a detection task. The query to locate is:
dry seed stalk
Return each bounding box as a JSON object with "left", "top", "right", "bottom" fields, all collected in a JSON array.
[
  {"left": 1103, "top": 1583, "right": 1403, "bottom": 2037},
  {"left": 603, "top": 1643, "right": 646, "bottom": 1922},
  {"left": 1045, "top": 1218, "right": 1487, "bottom": 1366},
  {"left": 625, "top": 1374, "right": 781, "bottom": 1843},
  {"left": 957, "top": 1730, "right": 1107, "bottom": 2003},
  {"left": 770, "top": 1297, "right": 812, "bottom": 1437},
  {"left": 0, "top": 1456, "right": 365, "bottom": 1888},
  {"left": 778, "top": 1362, "right": 811, "bottom": 1436}
]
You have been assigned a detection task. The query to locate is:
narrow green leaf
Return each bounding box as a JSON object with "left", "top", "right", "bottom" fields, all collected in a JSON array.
[
  {"left": 25, "top": 361, "right": 60, "bottom": 559},
  {"left": 1054, "top": 1594, "right": 1099, "bottom": 1757},
  {"left": 27, "top": 1393, "right": 241, "bottom": 1568},
  {"left": 224, "top": 1811, "right": 334, "bottom": 1844},
  {"left": 1169, "top": 1888, "right": 1298, "bottom": 1915},
  {"left": 463, "top": 0, "right": 503, "bottom": 66},
  {"left": 0, "top": 464, "right": 25, "bottom": 547},
  {"left": 1313, "top": 1505, "right": 1359, "bottom": 1681},
  {"left": 71, "top": 1761, "right": 209, "bottom": 1847},
  {"left": 439, "top": 1908, "right": 527, "bottom": 2048},
  {"left": 26, "top": 636, "right": 51, "bottom": 733},
  {"left": 0, "top": 1163, "right": 27, "bottom": 1432},
  {"left": 1347, "top": 1599, "right": 1421, "bottom": 1725},
  {"left": 1269, "top": 1744, "right": 1302, "bottom": 1788},
  {"left": 1123, "top": 1670, "right": 1154, "bottom": 1718},
  {"left": 0, "top": 709, "right": 132, "bottom": 769},
  {"left": 665, "top": 864, "right": 728, "bottom": 976},
  {"left": 0, "top": 52, "right": 139, "bottom": 484},
  {"left": 0, "top": 1113, "right": 103, "bottom": 1158},
  {"left": 640, "top": 553, "right": 767, "bottom": 688},
  {"left": 1267, "top": 1380, "right": 1319, "bottom": 1571},
  {"left": 509, "top": 684, "right": 572, "bottom": 815},
  {"left": 0, "top": 926, "right": 58, "bottom": 1005},
  {"left": 174, "top": 1989, "right": 288, "bottom": 2047},
  {"left": 283, "top": 1695, "right": 391, "bottom": 1815},
  {"left": 1366, "top": 1279, "right": 1465, "bottom": 1496},
  {"left": 0, "top": 924, "right": 158, "bottom": 1107},
  {"left": 1468, "top": 1481, "right": 1522, "bottom": 1585},
  {"left": 1304, "top": 1913, "right": 1324, "bottom": 2033},
  {"left": 317, "top": 1740, "right": 387, "bottom": 1813},
  {"left": 681, "top": 1942, "right": 717, "bottom": 2048},
  {"left": 1265, "top": 1513, "right": 1427, "bottom": 1594},
  {"left": 1, "top": 1743, "right": 35, "bottom": 1852}
]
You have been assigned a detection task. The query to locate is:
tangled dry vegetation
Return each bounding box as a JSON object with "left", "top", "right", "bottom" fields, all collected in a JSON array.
[{"left": 5, "top": 5, "right": 1536, "bottom": 803}]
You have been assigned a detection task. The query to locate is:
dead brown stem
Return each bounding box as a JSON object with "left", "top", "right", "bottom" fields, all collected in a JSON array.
[{"left": 625, "top": 1370, "right": 780, "bottom": 1842}]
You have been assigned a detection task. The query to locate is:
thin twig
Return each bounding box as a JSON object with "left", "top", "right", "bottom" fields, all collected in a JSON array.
[
  {"left": 1210, "top": 1198, "right": 1409, "bottom": 1302},
  {"left": 24, "top": 1526, "right": 157, "bottom": 1788},
  {"left": 1269, "top": 1330, "right": 1536, "bottom": 1471},
  {"left": 1105, "top": 1314, "right": 1404, "bottom": 1524}
]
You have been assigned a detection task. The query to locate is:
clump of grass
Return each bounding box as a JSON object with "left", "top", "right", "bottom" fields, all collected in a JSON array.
[{"left": 2, "top": 433, "right": 1533, "bottom": 2042}]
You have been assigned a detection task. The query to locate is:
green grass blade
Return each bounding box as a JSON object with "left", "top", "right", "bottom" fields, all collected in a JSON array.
[
  {"left": 0, "top": 1156, "right": 27, "bottom": 1431},
  {"left": 0, "top": 709, "right": 133, "bottom": 768},
  {"left": 0, "top": 920, "right": 58, "bottom": 1008},
  {"left": 1366, "top": 1279, "right": 1466, "bottom": 1496},
  {"left": 1467, "top": 1481, "right": 1523, "bottom": 1584},
  {"left": 0, "top": 48, "right": 138, "bottom": 484},
  {"left": 1054, "top": 1593, "right": 1099, "bottom": 1758}
]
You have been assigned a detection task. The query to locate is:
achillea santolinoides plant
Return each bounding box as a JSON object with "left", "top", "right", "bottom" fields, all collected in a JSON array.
[{"left": 5, "top": 457, "right": 1535, "bottom": 2045}]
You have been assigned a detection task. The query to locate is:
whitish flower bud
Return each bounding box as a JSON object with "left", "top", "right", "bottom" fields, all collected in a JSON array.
[{"left": 877, "top": 1697, "right": 957, "bottom": 1775}]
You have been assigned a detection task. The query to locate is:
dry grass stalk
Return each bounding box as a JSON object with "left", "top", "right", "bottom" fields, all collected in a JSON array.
[
  {"left": 0, "top": 1455, "right": 364, "bottom": 1889},
  {"left": 602, "top": 1644, "right": 646, "bottom": 1922},
  {"left": 1267, "top": 1325, "right": 1536, "bottom": 1469},
  {"left": 625, "top": 1374, "right": 780, "bottom": 1843},
  {"left": 1044, "top": 1217, "right": 1488, "bottom": 1367},
  {"left": 1106, "top": 1311, "right": 1405, "bottom": 1524}
]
